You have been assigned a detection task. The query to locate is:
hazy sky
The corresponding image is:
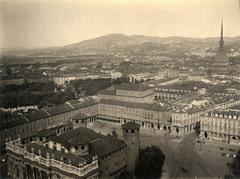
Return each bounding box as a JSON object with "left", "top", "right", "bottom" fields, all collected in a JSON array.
[{"left": 0, "top": 0, "right": 240, "bottom": 48}]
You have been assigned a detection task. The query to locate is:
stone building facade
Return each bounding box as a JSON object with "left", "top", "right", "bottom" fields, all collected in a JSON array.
[
  {"left": 7, "top": 122, "right": 140, "bottom": 179},
  {"left": 171, "top": 95, "right": 240, "bottom": 135},
  {"left": 201, "top": 109, "right": 240, "bottom": 144},
  {"left": 0, "top": 97, "right": 98, "bottom": 143},
  {"left": 98, "top": 99, "right": 171, "bottom": 131}
]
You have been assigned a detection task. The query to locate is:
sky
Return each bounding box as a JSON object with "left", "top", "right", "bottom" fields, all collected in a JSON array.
[{"left": 0, "top": 0, "right": 240, "bottom": 49}]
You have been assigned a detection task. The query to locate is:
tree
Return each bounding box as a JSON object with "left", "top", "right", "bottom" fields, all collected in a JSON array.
[
  {"left": 231, "top": 150, "right": 240, "bottom": 176},
  {"left": 5, "top": 65, "right": 12, "bottom": 76},
  {"left": 135, "top": 145, "right": 165, "bottom": 179}
]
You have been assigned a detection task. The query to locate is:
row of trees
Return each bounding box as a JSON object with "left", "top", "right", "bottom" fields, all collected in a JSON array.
[
  {"left": 228, "top": 150, "right": 240, "bottom": 177},
  {"left": 69, "top": 77, "right": 129, "bottom": 96},
  {"left": 0, "top": 77, "right": 129, "bottom": 108},
  {"left": 0, "top": 81, "right": 75, "bottom": 108}
]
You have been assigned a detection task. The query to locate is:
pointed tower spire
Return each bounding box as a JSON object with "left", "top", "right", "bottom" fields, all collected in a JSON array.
[{"left": 219, "top": 19, "right": 224, "bottom": 49}]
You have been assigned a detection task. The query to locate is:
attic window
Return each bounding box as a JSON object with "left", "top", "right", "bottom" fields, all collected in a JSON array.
[
  {"left": 81, "top": 145, "right": 85, "bottom": 150},
  {"left": 76, "top": 120, "right": 79, "bottom": 124},
  {"left": 75, "top": 146, "right": 78, "bottom": 150},
  {"left": 131, "top": 129, "right": 134, "bottom": 133}
]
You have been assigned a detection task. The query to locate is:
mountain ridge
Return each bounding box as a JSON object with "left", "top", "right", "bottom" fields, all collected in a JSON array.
[{"left": 2, "top": 33, "right": 240, "bottom": 56}]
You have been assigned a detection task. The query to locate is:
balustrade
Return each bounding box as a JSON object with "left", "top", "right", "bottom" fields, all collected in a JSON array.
[{"left": 6, "top": 142, "right": 99, "bottom": 177}]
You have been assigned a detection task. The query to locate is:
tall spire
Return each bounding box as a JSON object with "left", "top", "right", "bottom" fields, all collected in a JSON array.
[{"left": 219, "top": 19, "right": 224, "bottom": 49}]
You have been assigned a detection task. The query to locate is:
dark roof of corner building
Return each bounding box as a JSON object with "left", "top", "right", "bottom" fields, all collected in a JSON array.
[
  {"left": 51, "top": 128, "right": 99, "bottom": 148},
  {"left": 25, "top": 109, "right": 50, "bottom": 121},
  {"left": 46, "top": 103, "right": 73, "bottom": 116},
  {"left": 89, "top": 136, "right": 126, "bottom": 158},
  {"left": 122, "top": 121, "right": 140, "bottom": 129},
  {"left": 48, "top": 127, "right": 126, "bottom": 158},
  {"left": 115, "top": 83, "right": 152, "bottom": 91}
]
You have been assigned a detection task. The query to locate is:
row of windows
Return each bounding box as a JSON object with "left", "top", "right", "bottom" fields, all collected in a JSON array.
[{"left": 6, "top": 106, "right": 97, "bottom": 139}]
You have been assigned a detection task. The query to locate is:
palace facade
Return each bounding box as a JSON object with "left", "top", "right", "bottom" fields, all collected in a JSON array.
[{"left": 7, "top": 121, "right": 140, "bottom": 179}]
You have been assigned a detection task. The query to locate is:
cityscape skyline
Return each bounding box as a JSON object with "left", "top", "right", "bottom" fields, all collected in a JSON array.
[{"left": 1, "top": 0, "right": 240, "bottom": 49}]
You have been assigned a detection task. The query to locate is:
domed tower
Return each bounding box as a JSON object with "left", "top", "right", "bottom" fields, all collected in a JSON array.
[{"left": 121, "top": 121, "right": 140, "bottom": 173}]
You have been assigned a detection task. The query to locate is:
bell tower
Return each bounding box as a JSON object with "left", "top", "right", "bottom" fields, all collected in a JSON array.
[{"left": 122, "top": 121, "right": 140, "bottom": 173}]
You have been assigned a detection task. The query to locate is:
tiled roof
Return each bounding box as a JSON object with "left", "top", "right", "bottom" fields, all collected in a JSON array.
[
  {"left": 49, "top": 128, "right": 100, "bottom": 149},
  {"left": 33, "top": 128, "right": 56, "bottom": 137},
  {"left": 48, "top": 127, "right": 126, "bottom": 158},
  {"left": 25, "top": 109, "right": 50, "bottom": 121},
  {"left": 99, "top": 99, "right": 168, "bottom": 111},
  {"left": 115, "top": 83, "right": 152, "bottom": 91},
  {"left": 1, "top": 97, "right": 98, "bottom": 131},
  {"left": 89, "top": 136, "right": 126, "bottom": 158},
  {"left": 98, "top": 87, "right": 116, "bottom": 95},
  {"left": 46, "top": 103, "right": 73, "bottom": 116}
]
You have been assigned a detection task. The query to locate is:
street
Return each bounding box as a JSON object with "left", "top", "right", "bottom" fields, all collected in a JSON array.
[{"left": 88, "top": 120, "right": 233, "bottom": 178}]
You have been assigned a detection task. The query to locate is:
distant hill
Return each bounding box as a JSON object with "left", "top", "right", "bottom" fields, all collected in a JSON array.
[{"left": 2, "top": 34, "right": 240, "bottom": 57}]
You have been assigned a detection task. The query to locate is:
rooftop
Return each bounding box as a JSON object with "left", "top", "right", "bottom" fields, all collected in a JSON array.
[
  {"left": 48, "top": 127, "right": 126, "bottom": 158},
  {"left": 99, "top": 99, "right": 168, "bottom": 111},
  {"left": 1, "top": 97, "right": 98, "bottom": 131},
  {"left": 115, "top": 83, "right": 152, "bottom": 91},
  {"left": 98, "top": 87, "right": 116, "bottom": 95},
  {"left": 156, "top": 81, "right": 212, "bottom": 91}
]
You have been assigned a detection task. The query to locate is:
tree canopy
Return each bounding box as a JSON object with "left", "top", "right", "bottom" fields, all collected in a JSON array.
[
  {"left": 230, "top": 150, "right": 240, "bottom": 176},
  {"left": 135, "top": 145, "right": 165, "bottom": 179}
]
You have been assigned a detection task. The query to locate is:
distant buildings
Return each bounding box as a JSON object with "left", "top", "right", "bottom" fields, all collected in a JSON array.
[
  {"left": 128, "top": 70, "right": 179, "bottom": 84},
  {"left": 1, "top": 78, "right": 240, "bottom": 148},
  {"left": 98, "top": 83, "right": 154, "bottom": 104},
  {"left": 98, "top": 83, "right": 172, "bottom": 130},
  {"left": 154, "top": 81, "right": 208, "bottom": 103},
  {"left": 0, "top": 97, "right": 98, "bottom": 142}
]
